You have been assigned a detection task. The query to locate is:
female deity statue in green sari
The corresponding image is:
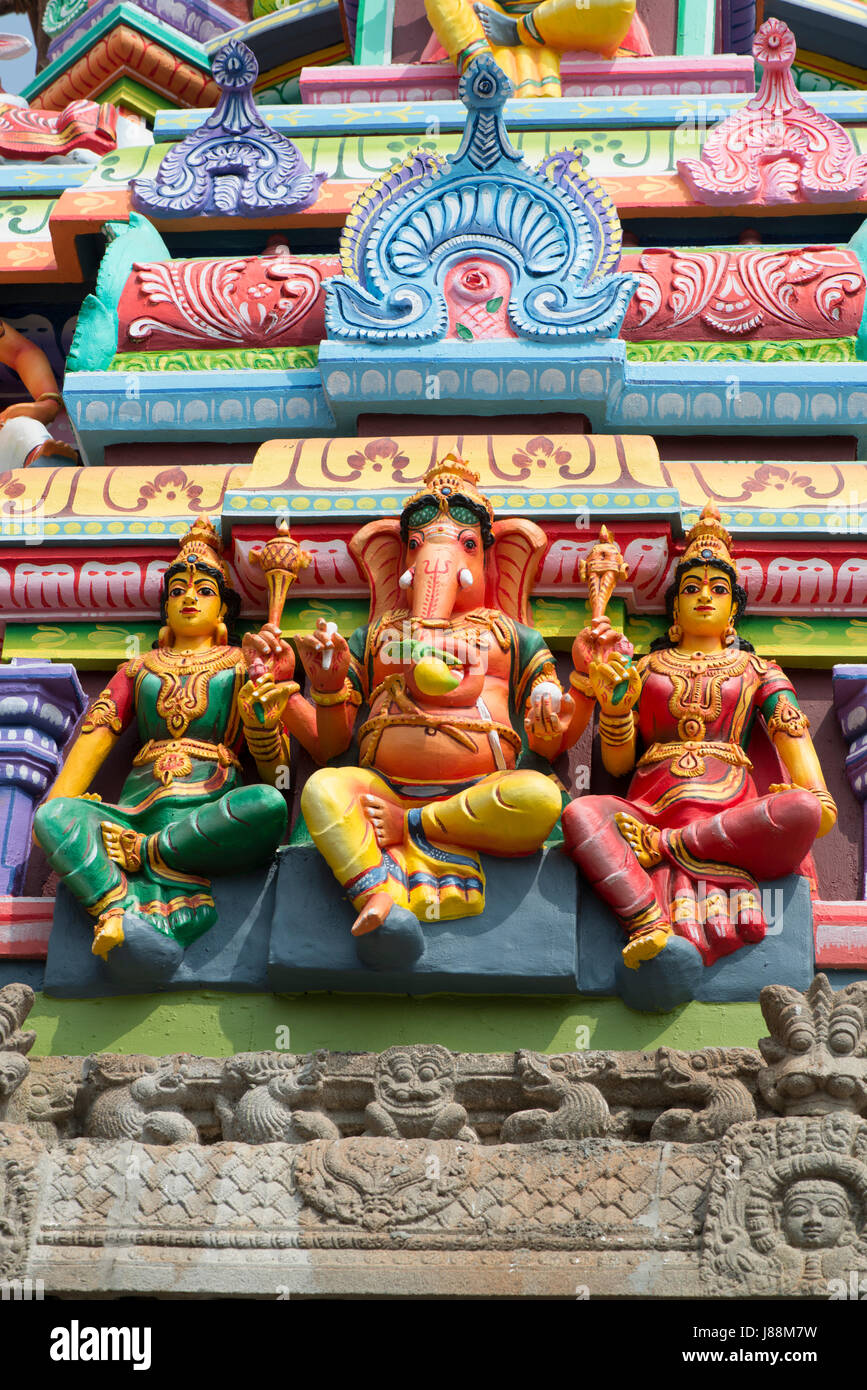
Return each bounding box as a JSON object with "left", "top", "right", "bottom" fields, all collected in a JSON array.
[{"left": 33, "top": 518, "right": 290, "bottom": 959}]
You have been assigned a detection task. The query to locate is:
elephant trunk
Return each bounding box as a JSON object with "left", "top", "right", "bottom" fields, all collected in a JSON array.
[{"left": 410, "top": 541, "right": 464, "bottom": 623}]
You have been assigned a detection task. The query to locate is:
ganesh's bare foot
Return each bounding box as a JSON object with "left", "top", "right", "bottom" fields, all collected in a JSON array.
[
  {"left": 351, "top": 891, "right": 394, "bottom": 937},
  {"left": 615, "top": 813, "right": 662, "bottom": 869},
  {"left": 92, "top": 910, "right": 125, "bottom": 959},
  {"left": 474, "top": 2, "right": 521, "bottom": 45},
  {"left": 360, "top": 794, "right": 405, "bottom": 849},
  {"left": 622, "top": 923, "right": 671, "bottom": 970},
  {"left": 101, "top": 821, "right": 146, "bottom": 872}
]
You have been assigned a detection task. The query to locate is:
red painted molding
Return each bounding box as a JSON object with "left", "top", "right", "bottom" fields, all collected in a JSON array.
[
  {"left": 814, "top": 900, "right": 867, "bottom": 968},
  {"left": 0, "top": 897, "right": 54, "bottom": 958}
]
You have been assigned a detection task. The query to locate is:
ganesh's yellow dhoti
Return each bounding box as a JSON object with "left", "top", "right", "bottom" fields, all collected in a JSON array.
[
  {"left": 425, "top": 0, "right": 636, "bottom": 97},
  {"left": 300, "top": 766, "right": 561, "bottom": 922}
]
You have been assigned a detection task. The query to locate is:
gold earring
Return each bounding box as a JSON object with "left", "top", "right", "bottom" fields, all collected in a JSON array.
[
  {"left": 215, "top": 620, "right": 228, "bottom": 646},
  {"left": 668, "top": 618, "right": 682, "bottom": 644},
  {"left": 724, "top": 622, "right": 737, "bottom": 647},
  {"left": 158, "top": 625, "right": 174, "bottom": 649}
]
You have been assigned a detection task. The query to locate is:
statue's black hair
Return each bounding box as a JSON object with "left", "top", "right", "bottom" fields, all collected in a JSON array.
[
  {"left": 155, "top": 559, "right": 242, "bottom": 647},
  {"left": 649, "top": 557, "right": 755, "bottom": 653},
  {"left": 400, "top": 493, "right": 494, "bottom": 549}
]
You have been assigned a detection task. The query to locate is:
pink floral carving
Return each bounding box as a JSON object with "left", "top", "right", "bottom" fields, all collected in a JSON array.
[
  {"left": 122, "top": 251, "right": 325, "bottom": 350},
  {"left": 132, "top": 469, "right": 205, "bottom": 512},
  {"left": 443, "top": 258, "right": 515, "bottom": 341},
  {"left": 621, "top": 246, "right": 866, "bottom": 340},
  {"left": 676, "top": 19, "right": 867, "bottom": 205}
]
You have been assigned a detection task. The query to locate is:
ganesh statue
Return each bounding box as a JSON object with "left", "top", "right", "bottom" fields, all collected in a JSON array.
[
  {"left": 245, "top": 455, "right": 596, "bottom": 961},
  {"left": 424, "top": 0, "right": 649, "bottom": 98},
  {"left": 562, "top": 503, "right": 836, "bottom": 977},
  {"left": 33, "top": 518, "right": 291, "bottom": 961}
]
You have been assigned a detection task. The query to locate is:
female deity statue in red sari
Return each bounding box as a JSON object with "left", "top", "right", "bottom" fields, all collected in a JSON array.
[{"left": 562, "top": 504, "right": 836, "bottom": 971}]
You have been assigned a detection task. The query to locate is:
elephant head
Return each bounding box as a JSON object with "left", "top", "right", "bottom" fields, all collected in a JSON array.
[{"left": 350, "top": 456, "right": 547, "bottom": 640}]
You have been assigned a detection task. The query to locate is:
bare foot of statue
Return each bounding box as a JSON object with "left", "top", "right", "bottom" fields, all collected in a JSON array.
[
  {"left": 92, "top": 910, "right": 125, "bottom": 959},
  {"left": 474, "top": 3, "right": 522, "bottom": 46},
  {"left": 360, "top": 794, "right": 405, "bottom": 849},
  {"left": 351, "top": 890, "right": 394, "bottom": 937},
  {"left": 101, "top": 821, "right": 146, "bottom": 872},
  {"left": 615, "top": 813, "right": 663, "bottom": 869},
  {"left": 622, "top": 923, "right": 671, "bottom": 970}
]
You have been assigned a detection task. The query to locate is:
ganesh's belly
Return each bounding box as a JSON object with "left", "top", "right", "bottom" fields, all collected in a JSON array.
[{"left": 360, "top": 722, "right": 514, "bottom": 784}]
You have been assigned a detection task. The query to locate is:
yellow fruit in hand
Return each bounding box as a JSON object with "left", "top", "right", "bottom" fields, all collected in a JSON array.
[{"left": 413, "top": 655, "right": 461, "bottom": 695}]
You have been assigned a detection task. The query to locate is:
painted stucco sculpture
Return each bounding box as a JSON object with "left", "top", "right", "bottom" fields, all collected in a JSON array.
[
  {"left": 424, "top": 0, "right": 639, "bottom": 97},
  {"left": 677, "top": 19, "right": 867, "bottom": 205},
  {"left": 33, "top": 518, "right": 290, "bottom": 961},
  {"left": 245, "top": 454, "right": 595, "bottom": 960},
  {"left": 325, "top": 55, "right": 637, "bottom": 346},
  {"left": 131, "top": 40, "right": 325, "bottom": 219},
  {"left": 562, "top": 503, "right": 836, "bottom": 971},
  {"left": 0, "top": 320, "right": 74, "bottom": 470},
  {"left": 832, "top": 664, "right": 867, "bottom": 899}
]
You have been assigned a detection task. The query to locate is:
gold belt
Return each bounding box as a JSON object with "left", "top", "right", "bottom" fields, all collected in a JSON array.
[
  {"left": 133, "top": 738, "right": 240, "bottom": 787},
  {"left": 638, "top": 740, "right": 752, "bottom": 779}
]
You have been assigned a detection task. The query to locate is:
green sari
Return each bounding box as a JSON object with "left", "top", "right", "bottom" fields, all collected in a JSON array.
[{"left": 34, "top": 644, "right": 287, "bottom": 948}]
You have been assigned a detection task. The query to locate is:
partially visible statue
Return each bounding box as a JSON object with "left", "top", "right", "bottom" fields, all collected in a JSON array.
[
  {"left": 0, "top": 318, "right": 68, "bottom": 466},
  {"left": 562, "top": 504, "right": 836, "bottom": 970},
  {"left": 425, "top": 0, "right": 642, "bottom": 98},
  {"left": 501, "top": 1050, "right": 613, "bottom": 1142},
  {"left": 34, "top": 519, "right": 292, "bottom": 959},
  {"left": 245, "top": 456, "right": 595, "bottom": 951}
]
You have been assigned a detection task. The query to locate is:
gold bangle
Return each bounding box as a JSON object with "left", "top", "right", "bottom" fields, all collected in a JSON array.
[
  {"left": 36, "top": 391, "right": 64, "bottom": 405},
  {"left": 569, "top": 672, "right": 594, "bottom": 698},
  {"left": 599, "top": 710, "right": 634, "bottom": 747},
  {"left": 244, "top": 727, "right": 285, "bottom": 759},
  {"left": 311, "top": 680, "right": 360, "bottom": 707}
]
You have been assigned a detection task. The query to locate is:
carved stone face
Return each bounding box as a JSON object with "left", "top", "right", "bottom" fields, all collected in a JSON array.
[
  {"left": 375, "top": 1045, "right": 456, "bottom": 1112},
  {"left": 781, "top": 1180, "right": 854, "bottom": 1249}
]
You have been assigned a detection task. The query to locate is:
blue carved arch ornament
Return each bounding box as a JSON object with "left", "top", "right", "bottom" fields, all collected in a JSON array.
[{"left": 325, "top": 56, "right": 637, "bottom": 346}]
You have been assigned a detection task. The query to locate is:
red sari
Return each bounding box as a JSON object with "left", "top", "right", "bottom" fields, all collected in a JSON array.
[{"left": 562, "top": 645, "right": 822, "bottom": 965}]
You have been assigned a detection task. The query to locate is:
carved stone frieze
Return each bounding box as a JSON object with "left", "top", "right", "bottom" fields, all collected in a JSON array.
[
  {"left": 758, "top": 974, "right": 867, "bottom": 1117},
  {"left": 650, "top": 1047, "right": 758, "bottom": 1143},
  {"left": 0, "top": 982, "right": 34, "bottom": 1123},
  {"left": 217, "top": 1050, "right": 338, "bottom": 1144},
  {"left": 364, "top": 1044, "right": 478, "bottom": 1142},
  {"left": 702, "top": 1115, "right": 867, "bottom": 1295},
  {"left": 501, "top": 1050, "right": 615, "bottom": 1141}
]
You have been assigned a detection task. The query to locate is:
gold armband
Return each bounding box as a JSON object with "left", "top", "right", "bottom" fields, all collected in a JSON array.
[
  {"left": 599, "top": 710, "right": 635, "bottom": 746},
  {"left": 311, "top": 680, "right": 362, "bottom": 707},
  {"left": 569, "top": 672, "right": 594, "bottom": 699},
  {"left": 766, "top": 692, "right": 809, "bottom": 740},
  {"left": 37, "top": 391, "right": 64, "bottom": 405},
  {"left": 82, "top": 689, "right": 123, "bottom": 735}
]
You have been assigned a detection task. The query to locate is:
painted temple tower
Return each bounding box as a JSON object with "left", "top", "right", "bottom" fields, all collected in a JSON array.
[{"left": 0, "top": 0, "right": 866, "bottom": 1313}]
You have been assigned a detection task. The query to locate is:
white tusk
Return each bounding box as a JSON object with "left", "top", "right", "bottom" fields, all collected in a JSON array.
[
  {"left": 399, "top": 568, "right": 414, "bottom": 590},
  {"left": 459, "top": 568, "right": 473, "bottom": 589}
]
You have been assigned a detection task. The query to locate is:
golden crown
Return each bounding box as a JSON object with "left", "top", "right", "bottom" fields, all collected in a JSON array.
[
  {"left": 681, "top": 503, "right": 735, "bottom": 570},
  {"left": 403, "top": 454, "right": 494, "bottom": 523},
  {"left": 173, "top": 516, "right": 230, "bottom": 582}
]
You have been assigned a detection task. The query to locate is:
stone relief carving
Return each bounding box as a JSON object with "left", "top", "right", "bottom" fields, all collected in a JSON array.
[
  {"left": 364, "top": 1045, "right": 478, "bottom": 1142},
  {"left": 702, "top": 1114, "right": 867, "bottom": 1295},
  {"left": 80, "top": 1054, "right": 222, "bottom": 1144},
  {"left": 0, "top": 983, "right": 35, "bottom": 1123},
  {"left": 216, "top": 1051, "right": 339, "bottom": 1144},
  {"left": 501, "top": 1050, "right": 615, "bottom": 1141},
  {"left": 649, "top": 1046, "right": 758, "bottom": 1143},
  {"left": 758, "top": 973, "right": 867, "bottom": 1117}
]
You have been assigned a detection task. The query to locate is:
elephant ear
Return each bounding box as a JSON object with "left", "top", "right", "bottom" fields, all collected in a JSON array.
[
  {"left": 350, "top": 518, "right": 405, "bottom": 624},
  {"left": 489, "top": 518, "right": 547, "bottom": 625}
]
